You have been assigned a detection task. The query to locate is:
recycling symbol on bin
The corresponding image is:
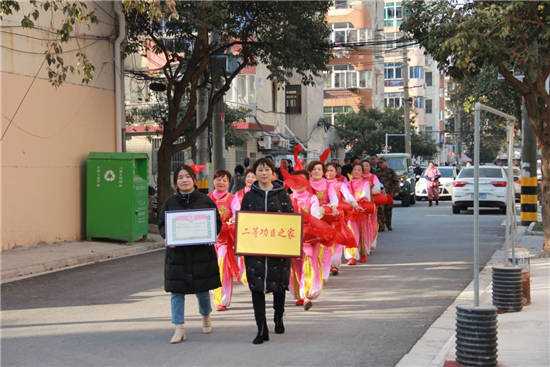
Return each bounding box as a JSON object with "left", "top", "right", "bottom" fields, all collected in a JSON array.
[{"left": 104, "top": 170, "right": 116, "bottom": 182}]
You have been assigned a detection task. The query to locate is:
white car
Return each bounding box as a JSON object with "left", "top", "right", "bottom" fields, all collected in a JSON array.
[
  {"left": 415, "top": 166, "right": 458, "bottom": 200},
  {"left": 451, "top": 166, "right": 510, "bottom": 214},
  {"left": 503, "top": 166, "right": 521, "bottom": 201}
]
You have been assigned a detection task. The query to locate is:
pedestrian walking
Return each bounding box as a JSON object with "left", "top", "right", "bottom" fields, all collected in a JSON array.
[
  {"left": 240, "top": 158, "right": 295, "bottom": 345},
  {"left": 229, "top": 165, "right": 246, "bottom": 194},
  {"left": 158, "top": 165, "right": 222, "bottom": 344},
  {"left": 424, "top": 161, "right": 442, "bottom": 206},
  {"left": 208, "top": 169, "right": 240, "bottom": 311},
  {"left": 374, "top": 157, "right": 399, "bottom": 232}
]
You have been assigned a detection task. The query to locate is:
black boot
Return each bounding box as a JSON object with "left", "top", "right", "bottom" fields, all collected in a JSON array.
[
  {"left": 436, "top": 199, "right": 439, "bottom": 206},
  {"left": 253, "top": 321, "right": 269, "bottom": 344},
  {"left": 274, "top": 314, "right": 285, "bottom": 334},
  {"left": 429, "top": 200, "right": 433, "bottom": 207}
]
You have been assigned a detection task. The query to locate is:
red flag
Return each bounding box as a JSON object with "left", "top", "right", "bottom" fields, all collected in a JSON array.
[
  {"left": 319, "top": 148, "right": 330, "bottom": 163},
  {"left": 188, "top": 164, "right": 207, "bottom": 174},
  {"left": 293, "top": 145, "right": 304, "bottom": 171}
]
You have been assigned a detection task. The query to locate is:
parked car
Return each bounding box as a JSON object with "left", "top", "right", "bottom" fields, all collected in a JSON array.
[
  {"left": 503, "top": 166, "right": 521, "bottom": 201},
  {"left": 451, "top": 166, "right": 510, "bottom": 214},
  {"left": 415, "top": 166, "right": 458, "bottom": 200}
]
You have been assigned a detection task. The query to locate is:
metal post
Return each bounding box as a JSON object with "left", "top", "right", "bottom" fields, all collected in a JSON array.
[
  {"left": 385, "top": 133, "right": 388, "bottom": 154},
  {"left": 196, "top": 85, "right": 210, "bottom": 193},
  {"left": 473, "top": 102, "right": 481, "bottom": 306},
  {"left": 505, "top": 121, "right": 515, "bottom": 266}
]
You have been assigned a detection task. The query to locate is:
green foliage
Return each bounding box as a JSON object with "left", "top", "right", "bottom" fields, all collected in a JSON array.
[
  {"left": 445, "top": 66, "right": 521, "bottom": 163},
  {"left": 332, "top": 106, "right": 438, "bottom": 160},
  {"left": 1, "top": 0, "right": 99, "bottom": 87}
]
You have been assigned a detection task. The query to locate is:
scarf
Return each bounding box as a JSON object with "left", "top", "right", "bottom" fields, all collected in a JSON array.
[{"left": 212, "top": 189, "right": 228, "bottom": 200}]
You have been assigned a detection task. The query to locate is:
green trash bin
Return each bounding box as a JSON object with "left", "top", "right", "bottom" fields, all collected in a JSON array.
[{"left": 86, "top": 152, "right": 149, "bottom": 243}]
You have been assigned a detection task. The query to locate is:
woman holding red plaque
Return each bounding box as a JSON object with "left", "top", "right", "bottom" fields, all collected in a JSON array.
[
  {"left": 287, "top": 170, "right": 324, "bottom": 311},
  {"left": 308, "top": 161, "right": 339, "bottom": 281},
  {"left": 208, "top": 169, "right": 239, "bottom": 312},
  {"left": 344, "top": 164, "right": 376, "bottom": 265},
  {"left": 231, "top": 168, "right": 256, "bottom": 283},
  {"left": 240, "top": 158, "right": 294, "bottom": 345}
]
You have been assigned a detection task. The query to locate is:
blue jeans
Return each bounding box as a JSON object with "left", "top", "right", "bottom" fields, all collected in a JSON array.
[{"left": 171, "top": 291, "right": 212, "bottom": 324}]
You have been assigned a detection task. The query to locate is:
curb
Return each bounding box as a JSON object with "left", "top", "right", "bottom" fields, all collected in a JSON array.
[{"left": 1, "top": 240, "right": 165, "bottom": 282}]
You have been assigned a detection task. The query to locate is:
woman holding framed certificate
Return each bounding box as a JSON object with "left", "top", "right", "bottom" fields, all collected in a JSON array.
[
  {"left": 158, "top": 165, "right": 222, "bottom": 344},
  {"left": 240, "top": 158, "right": 295, "bottom": 345}
]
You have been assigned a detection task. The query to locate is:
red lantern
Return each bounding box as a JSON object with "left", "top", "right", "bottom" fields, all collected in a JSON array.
[
  {"left": 360, "top": 201, "right": 376, "bottom": 215},
  {"left": 373, "top": 193, "right": 387, "bottom": 206}
]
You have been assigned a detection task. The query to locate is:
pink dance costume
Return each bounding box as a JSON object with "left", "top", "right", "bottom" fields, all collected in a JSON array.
[
  {"left": 310, "top": 178, "right": 339, "bottom": 281},
  {"left": 208, "top": 190, "right": 239, "bottom": 309},
  {"left": 344, "top": 177, "right": 377, "bottom": 261},
  {"left": 232, "top": 187, "right": 251, "bottom": 284},
  {"left": 325, "top": 177, "right": 353, "bottom": 272},
  {"left": 289, "top": 191, "right": 324, "bottom": 304}
]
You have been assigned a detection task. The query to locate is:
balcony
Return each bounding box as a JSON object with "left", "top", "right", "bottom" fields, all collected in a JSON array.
[{"left": 384, "top": 79, "right": 404, "bottom": 87}]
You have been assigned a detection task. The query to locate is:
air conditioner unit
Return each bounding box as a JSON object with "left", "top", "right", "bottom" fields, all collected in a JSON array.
[{"left": 258, "top": 136, "right": 272, "bottom": 150}]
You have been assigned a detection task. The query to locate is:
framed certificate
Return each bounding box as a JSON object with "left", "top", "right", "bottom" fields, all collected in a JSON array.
[
  {"left": 165, "top": 209, "right": 217, "bottom": 246},
  {"left": 235, "top": 211, "right": 303, "bottom": 258}
]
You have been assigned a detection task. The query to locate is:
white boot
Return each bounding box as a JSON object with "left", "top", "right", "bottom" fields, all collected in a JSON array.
[
  {"left": 202, "top": 314, "right": 212, "bottom": 334},
  {"left": 170, "top": 324, "right": 186, "bottom": 343}
]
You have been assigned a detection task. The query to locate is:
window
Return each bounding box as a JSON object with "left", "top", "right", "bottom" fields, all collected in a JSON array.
[
  {"left": 384, "top": 2, "right": 403, "bottom": 27},
  {"left": 385, "top": 32, "right": 404, "bottom": 50},
  {"left": 325, "top": 64, "right": 373, "bottom": 89},
  {"left": 328, "top": 23, "right": 372, "bottom": 45},
  {"left": 225, "top": 74, "right": 256, "bottom": 105},
  {"left": 285, "top": 85, "right": 302, "bottom": 114},
  {"left": 413, "top": 96, "right": 424, "bottom": 108},
  {"left": 152, "top": 138, "right": 184, "bottom": 173},
  {"left": 425, "top": 72, "right": 433, "bottom": 86},
  {"left": 385, "top": 93, "right": 404, "bottom": 108},
  {"left": 409, "top": 66, "right": 424, "bottom": 79},
  {"left": 335, "top": 0, "right": 348, "bottom": 9},
  {"left": 384, "top": 62, "right": 402, "bottom": 79},
  {"left": 425, "top": 99, "right": 433, "bottom": 114},
  {"left": 324, "top": 106, "right": 354, "bottom": 124}
]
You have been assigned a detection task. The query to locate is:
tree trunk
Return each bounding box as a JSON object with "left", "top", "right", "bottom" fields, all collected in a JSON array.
[
  {"left": 157, "top": 145, "right": 173, "bottom": 215},
  {"left": 541, "top": 144, "right": 550, "bottom": 253}
]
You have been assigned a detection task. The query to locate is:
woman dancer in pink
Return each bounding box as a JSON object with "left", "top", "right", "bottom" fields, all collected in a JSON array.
[
  {"left": 325, "top": 163, "right": 353, "bottom": 275},
  {"left": 361, "top": 160, "right": 381, "bottom": 252},
  {"left": 344, "top": 164, "right": 376, "bottom": 265},
  {"left": 208, "top": 169, "right": 239, "bottom": 311},
  {"left": 424, "top": 161, "right": 441, "bottom": 206},
  {"left": 308, "top": 161, "right": 339, "bottom": 281},
  {"left": 231, "top": 168, "right": 256, "bottom": 283},
  {"left": 288, "top": 170, "right": 323, "bottom": 311}
]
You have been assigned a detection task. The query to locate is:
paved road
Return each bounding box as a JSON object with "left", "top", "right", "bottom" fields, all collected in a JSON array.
[{"left": 1, "top": 201, "right": 506, "bottom": 367}]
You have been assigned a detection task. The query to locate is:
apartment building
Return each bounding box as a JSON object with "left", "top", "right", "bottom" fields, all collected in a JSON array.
[
  {"left": 383, "top": 0, "right": 449, "bottom": 164},
  {"left": 324, "top": 0, "right": 385, "bottom": 129}
]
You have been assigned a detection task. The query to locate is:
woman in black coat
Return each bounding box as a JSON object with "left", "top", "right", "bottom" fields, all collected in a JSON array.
[
  {"left": 240, "top": 158, "right": 295, "bottom": 344},
  {"left": 158, "top": 165, "right": 222, "bottom": 344}
]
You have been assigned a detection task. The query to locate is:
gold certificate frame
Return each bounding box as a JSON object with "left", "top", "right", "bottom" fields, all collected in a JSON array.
[
  {"left": 235, "top": 211, "right": 303, "bottom": 258},
  {"left": 165, "top": 209, "right": 217, "bottom": 246}
]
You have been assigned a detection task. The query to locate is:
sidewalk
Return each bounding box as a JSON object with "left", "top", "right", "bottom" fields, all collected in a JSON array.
[
  {"left": 1, "top": 229, "right": 164, "bottom": 283},
  {"left": 397, "top": 220, "right": 549, "bottom": 367}
]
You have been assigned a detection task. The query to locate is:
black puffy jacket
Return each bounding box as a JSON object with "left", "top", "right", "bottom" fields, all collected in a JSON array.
[
  {"left": 158, "top": 188, "right": 222, "bottom": 294},
  {"left": 240, "top": 180, "right": 294, "bottom": 293}
]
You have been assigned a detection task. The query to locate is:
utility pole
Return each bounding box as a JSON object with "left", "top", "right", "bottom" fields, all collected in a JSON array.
[
  {"left": 402, "top": 34, "right": 412, "bottom": 156},
  {"left": 196, "top": 84, "right": 210, "bottom": 193},
  {"left": 456, "top": 108, "right": 462, "bottom": 169},
  {"left": 212, "top": 30, "right": 226, "bottom": 170},
  {"left": 520, "top": 98, "right": 538, "bottom": 225}
]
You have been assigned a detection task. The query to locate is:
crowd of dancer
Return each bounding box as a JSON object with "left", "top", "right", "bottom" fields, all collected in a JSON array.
[{"left": 158, "top": 149, "right": 399, "bottom": 345}]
